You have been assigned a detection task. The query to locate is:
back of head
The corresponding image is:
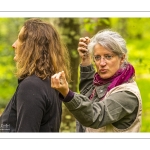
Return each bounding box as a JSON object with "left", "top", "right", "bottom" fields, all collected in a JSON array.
[
  {"left": 16, "top": 18, "right": 71, "bottom": 81},
  {"left": 88, "top": 29, "right": 128, "bottom": 61}
]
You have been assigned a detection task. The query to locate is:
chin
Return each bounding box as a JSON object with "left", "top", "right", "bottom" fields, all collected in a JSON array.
[
  {"left": 14, "top": 56, "right": 17, "bottom": 62},
  {"left": 99, "top": 74, "right": 111, "bottom": 79}
]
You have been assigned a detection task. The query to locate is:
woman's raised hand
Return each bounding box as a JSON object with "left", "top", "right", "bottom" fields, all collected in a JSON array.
[
  {"left": 77, "top": 37, "right": 91, "bottom": 66},
  {"left": 51, "top": 71, "right": 69, "bottom": 97}
]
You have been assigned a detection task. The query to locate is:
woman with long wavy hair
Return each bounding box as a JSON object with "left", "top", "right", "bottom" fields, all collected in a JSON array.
[{"left": 0, "top": 18, "right": 71, "bottom": 132}]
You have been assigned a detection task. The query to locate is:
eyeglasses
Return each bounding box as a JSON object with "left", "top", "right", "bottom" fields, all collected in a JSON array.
[{"left": 93, "top": 54, "right": 115, "bottom": 62}]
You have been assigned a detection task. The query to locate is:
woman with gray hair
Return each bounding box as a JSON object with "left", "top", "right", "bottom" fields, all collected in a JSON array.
[{"left": 51, "top": 29, "right": 142, "bottom": 132}]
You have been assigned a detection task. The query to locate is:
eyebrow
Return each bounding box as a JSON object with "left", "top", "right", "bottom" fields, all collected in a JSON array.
[{"left": 94, "top": 53, "right": 114, "bottom": 56}]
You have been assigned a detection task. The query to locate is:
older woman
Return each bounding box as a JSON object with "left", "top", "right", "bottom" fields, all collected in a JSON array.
[
  {"left": 0, "top": 18, "right": 71, "bottom": 132},
  {"left": 51, "top": 29, "right": 142, "bottom": 132}
]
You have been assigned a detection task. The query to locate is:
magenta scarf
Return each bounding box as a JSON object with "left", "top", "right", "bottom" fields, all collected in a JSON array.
[{"left": 93, "top": 63, "right": 135, "bottom": 93}]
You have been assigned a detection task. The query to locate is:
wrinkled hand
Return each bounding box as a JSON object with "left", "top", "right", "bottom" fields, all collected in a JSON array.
[
  {"left": 77, "top": 37, "right": 91, "bottom": 66},
  {"left": 77, "top": 36, "right": 90, "bottom": 57},
  {"left": 51, "top": 71, "right": 69, "bottom": 97}
]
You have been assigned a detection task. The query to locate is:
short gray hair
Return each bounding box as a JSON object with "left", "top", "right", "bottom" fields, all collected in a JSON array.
[{"left": 88, "top": 29, "right": 128, "bottom": 61}]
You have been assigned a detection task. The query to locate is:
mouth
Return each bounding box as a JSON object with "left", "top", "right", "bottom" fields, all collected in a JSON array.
[
  {"left": 14, "top": 53, "right": 17, "bottom": 61},
  {"left": 100, "top": 69, "right": 107, "bottom": 73}
]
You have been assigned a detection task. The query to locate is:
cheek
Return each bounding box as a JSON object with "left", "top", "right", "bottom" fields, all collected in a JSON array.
[{"left": 110, "top": 60, "right": 122, "bottom": 73}]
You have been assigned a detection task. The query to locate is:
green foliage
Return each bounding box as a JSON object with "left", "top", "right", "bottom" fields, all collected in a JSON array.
[
  {"left": 136, "top": 78, "right": 150, "bottom": 132},
  {"left": 0, "top": 18, "right": 22, "bottom": 106},
  {"left": 60, "top": 103, "right": 76, "bottom": 132},
  {"left": 127, "top": 39, "right": 150, "bottom": 75},
  {"left": 80, "top": 18, "right": 110, "bottom": 37}
]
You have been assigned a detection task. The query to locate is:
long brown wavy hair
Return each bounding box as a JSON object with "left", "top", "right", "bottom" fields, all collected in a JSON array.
[{"left": 15, "top": 18, "right": 71, "bottom": 81}]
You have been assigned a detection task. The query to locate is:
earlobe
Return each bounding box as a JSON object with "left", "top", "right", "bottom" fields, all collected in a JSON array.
[
  {"left": 120, "top": 54, "right": 126, "bottom": 64},
  {"left": 121, "top": 58, "right": 124, "bottom": 63}
]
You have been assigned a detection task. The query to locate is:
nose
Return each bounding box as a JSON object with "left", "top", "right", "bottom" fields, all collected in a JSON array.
[
  {"left": 12, "top": 40, "right": 17, "bottom": 49},
  {"left": 99, "top": 57, "right": 106, "bottom": 66}
]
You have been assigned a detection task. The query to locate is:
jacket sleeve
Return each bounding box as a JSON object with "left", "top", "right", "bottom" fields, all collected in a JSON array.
[
  {"left": 79, "top": 64, "right": 95, "bottom": 94},
  {"left": 63, "top": 91, "right": 138, "bottom": 129}
]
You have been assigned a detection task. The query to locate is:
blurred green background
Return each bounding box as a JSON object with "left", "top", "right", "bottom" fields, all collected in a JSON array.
[{"left": 0, "top": 18, "right": 150, "bottom": 132}]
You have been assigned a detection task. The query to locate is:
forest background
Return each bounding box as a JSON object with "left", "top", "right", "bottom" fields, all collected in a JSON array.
[{"left": 0, "top": 18, "right": 150, "bottom": 132}]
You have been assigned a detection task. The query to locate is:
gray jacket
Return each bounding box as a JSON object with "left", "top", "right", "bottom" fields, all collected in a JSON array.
[{"left": 63, "top": 65, "right": 141, "bottom": 132}]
